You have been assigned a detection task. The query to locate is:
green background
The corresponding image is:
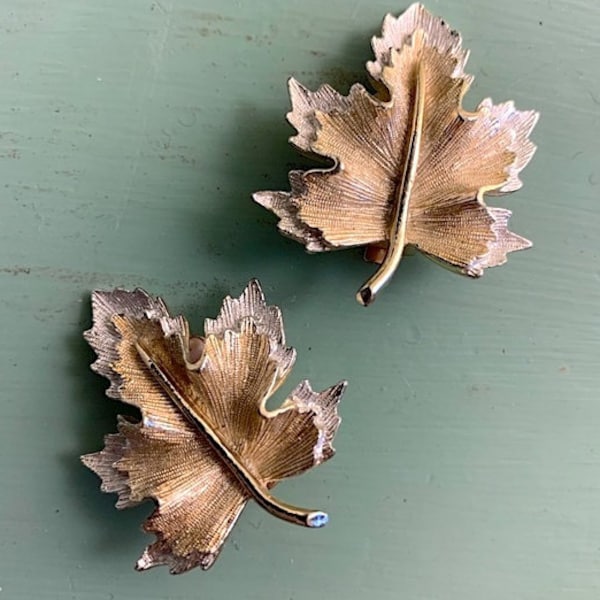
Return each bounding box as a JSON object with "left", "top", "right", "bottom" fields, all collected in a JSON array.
[{"left": 1, "top": 0, "right": 599, "bottom": 598}]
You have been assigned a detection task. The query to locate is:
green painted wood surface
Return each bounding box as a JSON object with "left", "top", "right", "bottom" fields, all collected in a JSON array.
[{"left": 0, "top": 1, "right": 599, "bottom": 598}]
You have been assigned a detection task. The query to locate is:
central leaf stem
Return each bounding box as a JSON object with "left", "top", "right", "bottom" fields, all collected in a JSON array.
[
  {"left": 135, "top": 341, "right": 329, "bottom": 529},
  {"left": 357, "top": 62, "right": 426, "bottom": 306}
]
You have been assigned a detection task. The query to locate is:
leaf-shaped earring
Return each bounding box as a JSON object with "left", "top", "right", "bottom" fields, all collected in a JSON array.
[
  {"left": 81, "top": 280, "right": 346, "bottom": 573},
  {"left": 254, "top": 3, "right": 539, "bottom": 305}
]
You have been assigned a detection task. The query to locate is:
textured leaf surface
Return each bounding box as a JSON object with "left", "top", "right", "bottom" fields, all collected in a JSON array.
[
  {"left": 254, "top": 3, "right": 538, "bottom": 296},
  {"left": 82, "top": 280, "right": 345, "bottom": 573}
]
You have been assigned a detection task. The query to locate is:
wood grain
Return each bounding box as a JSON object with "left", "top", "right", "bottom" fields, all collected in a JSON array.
[{"left": 0, "top": 0, "right": 599, "bottom": 598}]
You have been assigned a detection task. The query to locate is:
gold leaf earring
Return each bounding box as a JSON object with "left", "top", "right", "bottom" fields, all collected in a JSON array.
[
  {"left": 254, "top": 3, "right": 539, "bottom": 306},
  {"left": 81, "top": 280, "right": 346, "bottom": 573}
]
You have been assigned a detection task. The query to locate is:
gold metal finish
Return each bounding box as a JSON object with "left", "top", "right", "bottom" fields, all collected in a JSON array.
[
  {"left": 358, "top": 60, "right": 426, "bottom": 306},
  {"left": 135, "top": 340, "right": 328, "bottom": 528},
  {"left": 254, "top": 3, "right": 539, "bottom": 305},
  {"left": 81, "top": 280, "right": 346, "bottom": 573}
]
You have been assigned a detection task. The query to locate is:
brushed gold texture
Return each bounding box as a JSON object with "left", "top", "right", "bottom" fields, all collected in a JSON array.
[
  {"left": 81, "top": 280, "right": 346, "bottom": 573},
  {"left": 254, "top": 3, "right": 539, "bottom": 305}
]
